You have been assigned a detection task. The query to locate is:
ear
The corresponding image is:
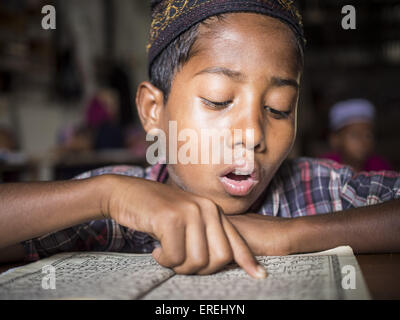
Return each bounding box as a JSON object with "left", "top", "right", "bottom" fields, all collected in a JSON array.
[{"left": 135, "top": 81, "right": 165, "bottom": 133}]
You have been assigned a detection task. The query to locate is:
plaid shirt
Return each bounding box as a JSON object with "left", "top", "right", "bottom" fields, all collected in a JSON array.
[{"left": 21, "top": 157, "right": 400, "bottom": 262}]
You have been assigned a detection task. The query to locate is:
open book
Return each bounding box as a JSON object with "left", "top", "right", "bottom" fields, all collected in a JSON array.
[{"left": 0, "top": 246, "right": 370, "bottom": 299}]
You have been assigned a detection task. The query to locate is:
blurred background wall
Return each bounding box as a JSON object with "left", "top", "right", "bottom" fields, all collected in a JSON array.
[
  {"left": 0, "top": 0, "right": 399, "bottom": 182},
  {"left": 296, "top": 0, "right": 400, "bottom": 171}
]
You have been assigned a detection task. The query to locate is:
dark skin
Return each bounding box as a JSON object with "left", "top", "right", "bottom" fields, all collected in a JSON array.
[
  {"left": 156, "top": 13, "right": 300, "bottom": 215},
  {"left": 0, "top": 13, "right": 399, "bottom": 276},
  {"left": 329, "top": 122, "right": 375, "bottom": 171}
]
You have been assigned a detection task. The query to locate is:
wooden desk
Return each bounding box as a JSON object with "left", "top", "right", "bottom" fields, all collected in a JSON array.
[
  {"left": 1, "top": 254, "right": 399, "bottom": 299},
  {"left": 356, "top": 253, "right": 400, "bottom": 299}
]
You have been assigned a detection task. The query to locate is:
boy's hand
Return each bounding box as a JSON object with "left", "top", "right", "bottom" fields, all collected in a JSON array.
[
  {"left": 105, "top": 175, "right": 267, "bottom": 279},
  {"left": 227, "top": 214, "right": 294, "bottom": 256}
]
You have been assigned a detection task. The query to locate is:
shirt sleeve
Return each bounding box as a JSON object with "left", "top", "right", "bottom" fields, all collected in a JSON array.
[
  {"left": 20, "top": 165, "right": 159, "bottom": 262},
  {"left": 339, "top": 168, "right": 400, "bottom": 209},
  {"left": 277, "top": 158, "right": 400, "bottom": 217}
]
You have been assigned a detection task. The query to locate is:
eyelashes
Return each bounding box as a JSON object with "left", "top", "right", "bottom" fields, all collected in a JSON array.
[
  {"left": 200, "top": 98, "right": 291, "bottom": 119},
  {"left": 200, "top": 98, "right": 232, "bottom": 109},
  {"left": 264, "top": 106, "right": 291, "bottom": 119}
]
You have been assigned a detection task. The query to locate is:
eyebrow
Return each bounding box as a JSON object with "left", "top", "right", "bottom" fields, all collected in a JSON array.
[
  {"left": 194, "top": 66, "right": 245, "bottom": 82},
  {"left": 270, "top": 76, "right": 299, "bottom": 89},
  {"left": 194, "top": 66, "right": 299, "bottom": 89}
]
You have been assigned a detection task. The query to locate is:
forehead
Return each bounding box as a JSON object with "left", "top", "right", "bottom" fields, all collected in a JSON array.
[
  {"left": 185, "top": 12, "right": 301, "bottom": 80},
  {"left": 342, "top": 122, "right": 374, "bottom": 132}
]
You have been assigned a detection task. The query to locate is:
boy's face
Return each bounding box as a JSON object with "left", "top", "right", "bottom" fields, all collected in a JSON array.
[
  {"left": 332, "top": 122, "right": 375, "bottom": 163},
  {"left": 143, "top": 13, "right": 301, "bottom": 214}
]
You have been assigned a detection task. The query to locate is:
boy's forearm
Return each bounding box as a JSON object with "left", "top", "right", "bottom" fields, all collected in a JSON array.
[
  {"left": 289, "top": 199, "right": 400, "bottom": 254},
  {"left": 0, "top": 175, "right": 112, "bottom": 249}
]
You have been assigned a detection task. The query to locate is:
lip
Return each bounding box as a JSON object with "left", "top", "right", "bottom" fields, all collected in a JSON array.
[
  {"left": 218, "top": 163, "right": 259, "bottom": 197},
  {"left": 219, "top": 162, "right": 259, "bottom": 180}
]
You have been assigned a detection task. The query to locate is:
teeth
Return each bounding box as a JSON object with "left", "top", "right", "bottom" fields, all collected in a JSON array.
[{"left": 233, "top": 169, "right": 252, "bottom": 175}]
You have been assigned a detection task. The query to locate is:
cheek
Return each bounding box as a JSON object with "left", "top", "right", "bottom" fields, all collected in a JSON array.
[
  {"left": 346, "top": 136, "right": 361, "bottom": 148},
  {"left": 266, "top": 117, "right": 297, "bottom": 157},
  {"left": 168, "top": 162, "right": 215, "bottom": 197}
]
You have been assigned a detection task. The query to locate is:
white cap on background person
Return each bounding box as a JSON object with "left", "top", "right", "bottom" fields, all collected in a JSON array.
[{"left": 329, "top": 99, "right": 375, "bottom": 131}]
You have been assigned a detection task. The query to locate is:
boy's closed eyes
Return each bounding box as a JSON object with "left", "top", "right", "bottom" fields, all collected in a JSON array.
[{"left": 140, "top": 12, "right": 301, "bottom": 215}]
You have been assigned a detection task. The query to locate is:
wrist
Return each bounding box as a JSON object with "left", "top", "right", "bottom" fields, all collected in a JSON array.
[
  {"left": 288, "top": 215, "right": 344, "bottom": 254},
  {"left": 287, "top": 216, "right": 323, "bottom": 254},
  {"left": 93, "top": 174, "right": 116, "bottom": 220},
  {"left": 286, "top": 217, "right": 305, "bottom": 254},
  {"left": 96, "top": 174, "right": 148, "bottom": 228}
]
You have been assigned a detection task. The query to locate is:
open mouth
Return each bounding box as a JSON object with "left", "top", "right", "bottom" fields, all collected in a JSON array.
[
  {"left": 219, "top": 168, "right": 258, "bottom": 197},
  {"left": 226, "top": 172, "right": 251, "bottom": 181}
]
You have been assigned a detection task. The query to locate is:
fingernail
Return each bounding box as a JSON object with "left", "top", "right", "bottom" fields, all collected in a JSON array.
[{"left": 255, "top": 265, "right": 267, "bottom": 279}]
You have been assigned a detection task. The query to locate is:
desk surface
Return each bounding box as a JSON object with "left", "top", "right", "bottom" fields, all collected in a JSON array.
[
  {"left": 356, "top": 253, "right": 400, "bottom": 299},
  {"left": 1, "top": 254, "right": 399, "bottom": 299}
]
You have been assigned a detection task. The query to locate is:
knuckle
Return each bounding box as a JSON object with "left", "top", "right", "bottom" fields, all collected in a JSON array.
[
  {"left": 199, "top": 199, "right": 220, "bottom": 218},
  {"left": 187, "top": 205, "right": 205, "bottom": 224},
  {"left": 183, "top": 201, "right": 201, "bottom": 216},
  {"left": 156, "top": 242, "right": 185, "bottom": 266},
  {"left": 162, "top": 210, "right": 184, "bottom": 229},
  {"left": 165, "top": 209, "right": 180, "bottom": 222},
  {"left": 157, "top": 257, "right": 175, "bottom": 268},
  {"left": 199, "top": 198, "right": 217, "bottom": 211},
  {"left": 188, "top": 254, "right": 209, "bottom": 271},
  {"left": 216, "top": 250, "right": 233, "bottom": 265},
  {"left": 211, "top": 246, "right": 233, "bottom": 266},
  {"left": 168, "top": 253, "right": 185, "bottom": 267},
  {"left": 196, "top": 255, "right": 210, "bottom": 268}
]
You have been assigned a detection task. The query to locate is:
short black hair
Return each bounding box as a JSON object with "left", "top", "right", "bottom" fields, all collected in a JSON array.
[
  {"left": 149, "top": 13, "right": 304, "bottom": 104},
  {"left": 149, "top": 22, "right": 197, "bottom": 105}
]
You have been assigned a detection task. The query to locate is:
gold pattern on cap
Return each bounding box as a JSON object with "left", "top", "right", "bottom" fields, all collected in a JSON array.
[{"left": 147, "top": 0, "right": 303, "bottom": 52}]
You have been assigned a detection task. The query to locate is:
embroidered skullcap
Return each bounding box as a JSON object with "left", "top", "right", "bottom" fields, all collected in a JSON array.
[{"left": 147, "top": 0, "right": 306, "bottom": 77}]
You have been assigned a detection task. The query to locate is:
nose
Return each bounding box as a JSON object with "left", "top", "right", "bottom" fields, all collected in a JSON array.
[{"left": 227, "top": 98, "right": 266, "bottom": 153}]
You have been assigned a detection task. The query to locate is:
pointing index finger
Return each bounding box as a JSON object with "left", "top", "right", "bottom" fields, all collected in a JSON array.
[{"left": 220, "top": 212, "right": 267, "bottom": 279}]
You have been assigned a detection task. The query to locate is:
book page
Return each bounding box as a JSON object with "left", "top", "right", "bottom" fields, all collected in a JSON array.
[
  {"left": 0, "top": 246, "right": 370, "bottom": 300},
  {"left": 143, "top": 246, "right": 370, "bottom": 300},
  {"left": 0, "top": 252, "right": 174, "bottom": 300}
]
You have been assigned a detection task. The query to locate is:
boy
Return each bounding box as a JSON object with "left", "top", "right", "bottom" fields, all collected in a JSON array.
[
  {"left": 321, "top": 98, "right": 393, "bottom": 172},
  {"left": 0, "top": 0, "right": 399, "bottom": 279}
]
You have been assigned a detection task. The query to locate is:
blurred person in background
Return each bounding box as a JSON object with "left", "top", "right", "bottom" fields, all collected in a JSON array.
[
  {"left": 57, "top": 87, "right": 124, "bottom": 155},
  {"left": 86, "top": 87, "right": 124, "bottom": 150},
  {"left": 321, "top": 99, "right": 393, "bottom": 172},
  {"left": 56, "top": 124, "right": 92, "bottom": 154},
  {"left": 56, "top": 85, "right": 148, "bottom": 161}
]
